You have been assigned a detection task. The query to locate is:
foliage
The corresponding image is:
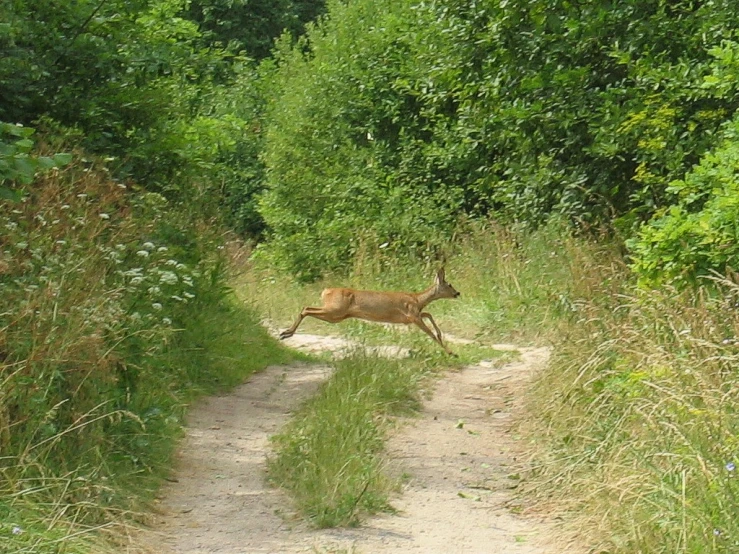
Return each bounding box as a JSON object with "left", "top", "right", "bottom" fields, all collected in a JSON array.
[
  {"left": 0, "top": 122, "right": 71, "bottom": 201},
  {"left": 0, "top": 150, "right": 294, "bottom": 553},
  {"left": 258, "top": 0, "right": 739, "bottom": 279},
  {"left": 184, "top": 0, "right": 326, "bottom": 60},
  {"left": 629, "top": 41, "right": 739, "bottom": 287},
  {"left": 0, "top": 0, "right": 325, "bottom": 237},
  {"left": 259, "top": 0, "right": 461, "bottom": 279}
]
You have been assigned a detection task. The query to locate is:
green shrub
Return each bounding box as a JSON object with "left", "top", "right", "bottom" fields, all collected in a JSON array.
[{"left": 629, "top": 110, "right": 739, "bottom": 287}]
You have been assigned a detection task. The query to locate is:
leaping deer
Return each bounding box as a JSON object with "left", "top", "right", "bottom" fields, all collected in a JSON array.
[{"left": 279, "top": 268, "right": 461, "bottom": 355}]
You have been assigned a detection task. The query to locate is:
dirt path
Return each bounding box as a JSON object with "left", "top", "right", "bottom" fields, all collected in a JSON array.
[{"left": 133, "top": 336, "right": 568, "bottom": 554}]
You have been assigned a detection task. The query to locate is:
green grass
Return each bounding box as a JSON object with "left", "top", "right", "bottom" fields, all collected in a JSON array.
[
  {"left": 0, "top": 295, "right": 296, "bottom": 554},
  {"left": 0, "top": 158, "right": 298, "bottom": 553},
  {"left": 267, "top": 351, "right": 429, "bottom": 527},
  {"left": 266, "top": 340, "right": 512, "bottom": 529}
]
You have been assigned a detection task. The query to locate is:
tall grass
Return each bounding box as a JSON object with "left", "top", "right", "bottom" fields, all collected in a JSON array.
[
  {"left": 530, "top": 276, "right": 739, "bottom": 553},
  {"left": 0, "top": 151, "right": 294, "bottom": 553},
  {"left": 250, "top": 220, "right": 739, "bottom": 552}
]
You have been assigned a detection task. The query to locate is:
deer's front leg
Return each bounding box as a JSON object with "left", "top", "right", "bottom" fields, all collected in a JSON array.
[
  {"left": 421, "top": 312, "right": 444, "bottom": 343},
  {"left": 412, "top": 315, "right": 456, "bottom": 356}
]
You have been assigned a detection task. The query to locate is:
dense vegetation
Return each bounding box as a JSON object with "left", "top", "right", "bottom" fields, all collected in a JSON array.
[
  {"left": 4, "top": 0, "right": 739, "bottom": 552},
  {"left": 259, "top": 0, "right": 739, "bottom": 282}
]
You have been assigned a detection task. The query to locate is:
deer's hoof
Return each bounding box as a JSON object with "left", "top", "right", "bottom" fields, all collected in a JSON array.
[{"left": 279, "top": 331, "right": 292, "bottom": 340}]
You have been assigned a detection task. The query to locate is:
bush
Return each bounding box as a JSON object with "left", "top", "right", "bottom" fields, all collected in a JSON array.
[{"left": 629, "top": 121, "right": 739, "bottom": 287}]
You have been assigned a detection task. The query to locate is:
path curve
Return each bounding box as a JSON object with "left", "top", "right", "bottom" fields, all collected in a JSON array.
[{"left": 133, "top": 337, "right": 567, "bottom": 553}]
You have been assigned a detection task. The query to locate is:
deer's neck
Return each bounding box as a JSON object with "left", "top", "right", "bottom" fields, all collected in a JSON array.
[{"left": 415, "top": 285, "right": 439, "bottom": 310}]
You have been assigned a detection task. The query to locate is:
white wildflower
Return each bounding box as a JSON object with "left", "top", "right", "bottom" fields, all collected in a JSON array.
[
  {"left": 162, "top": 317, "right": 172, "bottom": 325},
  {"left": 166, "top": 259, "right": 178, "bottom": 267},
  {"left": 148, "top": 286, "right": 161, "bottom": 295},
  {"left": 142, "top": 242, "right": 155, "bottom": 251},
  {"left": 99, "top": 213, "right": 110, "bottom": 220},
  {"left": 159, "top": 271, "right": 178, "bottom": 285},
  {"left": 157, "top": 246, "right": 168, "bottom": 253},
  {"left": 77, "top": 193, "right": 87, "bottom": 199},
  {"left": 12, "top": 526, "right": 22, "bottom": 535},
  {"left": 61, "top": 204, "right": 70, "bottom": 210},
  {"left": 152, "top": 302, "right": 163, "bottom": 311},
  {"left": 130, "top": 276, "right": 144, "bottom": 285},
  {"left": 183, "top": 292, "right": 195, "bottom": 299},
  {"left": 171, "top": 295, "right": 184, "bottom": 302},
  {"left": 136, "top": 250, "right": 149, "bottom": 258}
]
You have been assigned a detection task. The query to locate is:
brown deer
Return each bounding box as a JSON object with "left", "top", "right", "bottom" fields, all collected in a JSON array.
[{"left": 279, "top": 268, "right": 461, "bottom": 355}]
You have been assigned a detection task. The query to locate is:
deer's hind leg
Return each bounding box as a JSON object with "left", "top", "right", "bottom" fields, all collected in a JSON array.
[{"left": 279, "top": 306, "right": 348, "bottom": 339}]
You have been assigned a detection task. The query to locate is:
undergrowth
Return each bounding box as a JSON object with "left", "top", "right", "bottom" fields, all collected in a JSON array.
[{"left": 0, "top": 150, "right": 294, "bottom": 553}]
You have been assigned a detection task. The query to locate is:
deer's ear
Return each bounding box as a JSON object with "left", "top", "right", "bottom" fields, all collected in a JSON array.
[{"left": 436, "top": 267, "right": 446, "bottom": 283}]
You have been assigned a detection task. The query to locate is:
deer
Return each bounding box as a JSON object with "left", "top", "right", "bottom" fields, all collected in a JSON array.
[{"left": 279, "top": 268, "right": 461, "bottom": 355}]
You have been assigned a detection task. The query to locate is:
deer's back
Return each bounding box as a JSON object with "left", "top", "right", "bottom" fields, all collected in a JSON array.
[{"left": 321, "top": 287, "right": 419, "bottom": 323}]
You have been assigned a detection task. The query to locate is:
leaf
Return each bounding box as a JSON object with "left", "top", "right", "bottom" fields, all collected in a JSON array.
[
  {"left": 37, "top": 156, "right": 56, "bottom": 169},
  {"left": 0, "top": 186, "right": 23, "bottom": 202},
  {"left": 53, "top": 153, "right": 73, "bottom": 166}
]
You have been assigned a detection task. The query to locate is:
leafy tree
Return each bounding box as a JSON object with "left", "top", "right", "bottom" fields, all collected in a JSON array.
[
  {"left": 184, "top": 0, "right": 326, "bottom": 60},
  {"left": 258, "top": 0, "right": 739, "bottom": 279}
]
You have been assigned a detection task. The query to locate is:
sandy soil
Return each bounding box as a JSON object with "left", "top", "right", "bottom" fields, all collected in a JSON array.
[{"left": 131, "top": 335, "right": 572, "bottom": 554}]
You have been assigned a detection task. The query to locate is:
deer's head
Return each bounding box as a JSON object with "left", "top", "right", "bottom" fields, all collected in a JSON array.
[{"left": 435, "top": 268, "right": 460, "bottom": 299}]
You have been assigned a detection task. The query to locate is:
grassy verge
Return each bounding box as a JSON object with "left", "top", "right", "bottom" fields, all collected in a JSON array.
[
  {"left": 528, "top": 276, "right": 739, "bottom": 553},
  {"left": 0, "top": 153, "right": 295, "bottom": 553}
]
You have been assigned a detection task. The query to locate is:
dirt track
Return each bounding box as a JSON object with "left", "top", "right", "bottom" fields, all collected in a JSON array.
[{"left": 133, "top": 336, "right": 569, "bottom": 554}]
